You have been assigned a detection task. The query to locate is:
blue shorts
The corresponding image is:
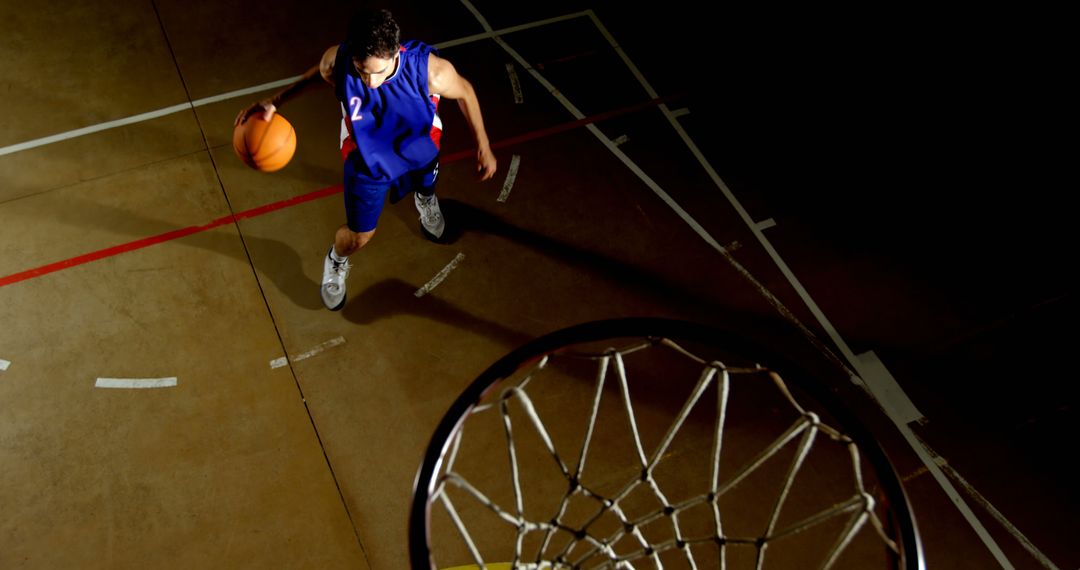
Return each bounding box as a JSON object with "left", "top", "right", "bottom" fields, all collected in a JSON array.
[{"left": 344, "top": 157, "right": 440, "bottom": 232}]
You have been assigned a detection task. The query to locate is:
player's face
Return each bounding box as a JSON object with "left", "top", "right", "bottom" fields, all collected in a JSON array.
[{"left": 354, "top": 53, "right": 399, "bottom": 88}]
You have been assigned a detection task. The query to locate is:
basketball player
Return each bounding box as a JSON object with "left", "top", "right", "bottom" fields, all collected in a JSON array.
[{"left": 236, "top": 9, "right": 497, "bottom": 311}]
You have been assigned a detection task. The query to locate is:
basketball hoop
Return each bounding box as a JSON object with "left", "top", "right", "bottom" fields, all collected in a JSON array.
[{"left": 410, "top": 318, "right": 923, "bottom": 569}]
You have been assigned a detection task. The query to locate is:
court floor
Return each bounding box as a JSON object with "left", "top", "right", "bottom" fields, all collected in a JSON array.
[{"left": 1, "top": 1, "right": 1074, "bottom": 568}]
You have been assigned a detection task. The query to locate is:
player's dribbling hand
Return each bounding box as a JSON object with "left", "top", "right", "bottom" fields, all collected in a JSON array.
[
  {"left": 234, "top": 100, "right": 277, "bottom": 126},
  {"left": 476, "top": 146, "right": 497, "bottom": 181}
]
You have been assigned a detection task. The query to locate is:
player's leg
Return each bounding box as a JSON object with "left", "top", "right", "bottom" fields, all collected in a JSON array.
[
  {"left": 410, "top": 158, "right": 444, "bottom": 240},
  {"left": 320, "top": 160, "right": 390, "bottom": 311}
]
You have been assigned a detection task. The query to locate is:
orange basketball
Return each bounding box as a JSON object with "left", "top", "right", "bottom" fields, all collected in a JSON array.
[{"left": 233, "top": 113, "right": 296, "bottom": 172}]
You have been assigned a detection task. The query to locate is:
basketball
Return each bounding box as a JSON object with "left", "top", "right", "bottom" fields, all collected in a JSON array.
[{"left": 233, "top": 113, "right": 296, "bottom": 172}]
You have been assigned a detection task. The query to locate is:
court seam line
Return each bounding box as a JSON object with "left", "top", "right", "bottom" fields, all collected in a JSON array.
[
  {"left": 0, "top": 148, "right": 210, "bottom": 209},
  {"left": 149, "top": 4, "right": 374, "bottom": 564}
]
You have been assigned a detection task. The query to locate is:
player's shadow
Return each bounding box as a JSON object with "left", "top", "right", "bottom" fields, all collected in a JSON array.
[
  {"left": 377, "top": 197, "right": 808, "bottom": 360},
  {"left": 341, "top": 278, "right": 533, "bottom": 347},
  {"left": 48, "top": 197, "right": 323, "bottom": 310},
  {"left": 429, "top": 199, "right": 745, "bottom": 321}
]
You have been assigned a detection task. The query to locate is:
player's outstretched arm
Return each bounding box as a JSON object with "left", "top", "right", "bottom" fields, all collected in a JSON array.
[
  {"left": 428, "top": 54, "right": 497, "bottom": 181},
  {"left": 234, "top": 46, "right": 338, "bottom": 126}
]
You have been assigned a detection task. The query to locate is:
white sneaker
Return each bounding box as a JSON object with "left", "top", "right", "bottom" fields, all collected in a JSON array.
[
  {"left": 414, "top": 192, "right": 445, "bottom": 240},
  {"left": 320, "top": 247, "right": 350, "bottom": 311}
]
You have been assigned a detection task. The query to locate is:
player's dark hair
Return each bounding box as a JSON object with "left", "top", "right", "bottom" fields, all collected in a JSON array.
[{"left": 346, "top": 8, "right": 401, "bottom": 60}]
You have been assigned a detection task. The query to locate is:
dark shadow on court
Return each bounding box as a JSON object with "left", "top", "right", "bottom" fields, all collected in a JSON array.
[
  {"left": 341, "top": 278, "right": 533, "bottom": 347},
  {"left": 48, "top": 197, "right": 323, "bottom": 310},
  {"left": 440, "top": 199, "right": 794, "bottom": 327},
  {"left": 381, "top": 197, "right": 840, "bottom": 380}
]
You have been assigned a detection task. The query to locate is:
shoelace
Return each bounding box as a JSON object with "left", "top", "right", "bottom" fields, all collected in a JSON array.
[
  {"left": 417, "top": 196, "right": 440, "bottom": 223},
  {"left": 331, "top": 259, "right": 351, "bottom": 276}
]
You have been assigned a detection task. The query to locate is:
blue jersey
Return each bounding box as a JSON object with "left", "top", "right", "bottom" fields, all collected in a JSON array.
[{"left": 334, "top": 40, "right": 443, "bottom": 184}]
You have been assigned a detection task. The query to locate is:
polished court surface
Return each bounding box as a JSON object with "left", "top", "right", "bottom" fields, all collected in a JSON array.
[{"left": 1, "top": 1, "right": 1074, "bottom": 568}]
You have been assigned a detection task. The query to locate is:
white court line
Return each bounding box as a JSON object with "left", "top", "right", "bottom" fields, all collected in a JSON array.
[
  {"left": 613, "top": 134, "right": 629, "bottom": 146},
  {"left": 460, "top": 4, "right": 729, "bottom": 259},
  {"left": 0, "top": 358, "right": 10, "bottom": 372},
  {"left": 498, "top": 155, "right": 521, "bottom": 203},
  {"left": 755, "top": 218, "right": 777, "bottom": 231},
  {"left": 928, "top": 442, "right": 1061, "bottom": 570},
  {"left": 0, "top": 13, "right": 589, "bottom": 158},
  {"left": 415, "top": 253, "right": 465, "bottom": 298},
  {"left": 95, "top": 377, "right": 177, "bottom": 389},
  {"left": 270, "top": 336, "right": 346, "bottom": 369},
  {"left": 506, "top": 63, "right": 524, "bottom": 103},
  {"left": 0, "top": 76, "right": 300, "bottom": 157},
  {"left": 670, "top": 108, "right": 690, "bottom": 118},
  {"left": 858, "top": 351, "right": 925, "bottom": 424}
]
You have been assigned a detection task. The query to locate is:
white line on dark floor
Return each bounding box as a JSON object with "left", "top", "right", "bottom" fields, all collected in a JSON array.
[
  {"left": 270, "top": 336, "right": 346, "bottom": 369},
  {"left": 498, "top": 155, "right": 521, "bottom": 203},
  {"left": 506, "top": 63, "right": 523, "bottom": 103},
  {"left": 415, "top": 253, "right": 465, "bottom": 298},
  {"left": 95, "top": 377, "right": 177, "bottom": 389},
  {"left": 0, "top": 13, "right": 591, "bottom": 157}
]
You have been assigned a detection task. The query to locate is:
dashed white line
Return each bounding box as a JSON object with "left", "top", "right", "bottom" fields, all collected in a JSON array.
[
  {"left": 506, "top": 63, "right": 524, "bottom": 103},
  {"left": 270, "top": 336, "right": 346, "bottom": 369},
  {"left": 498, "top": 155, "right": 521, "bottom": 203},
  {"left": 95, "top": 377, "right": 177, "bottom": 389},
  {"left": 415, "top": 253, "right": 465, "bottom": 298}
]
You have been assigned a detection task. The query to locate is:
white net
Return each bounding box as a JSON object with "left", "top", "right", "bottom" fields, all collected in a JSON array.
[{"left": 425, "top": 336, "right": 905, "bottom": 569}]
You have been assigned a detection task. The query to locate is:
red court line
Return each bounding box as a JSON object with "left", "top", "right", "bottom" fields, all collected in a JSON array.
[{"left": 0, "top": 94, "right": 681, "bottom": 289}]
